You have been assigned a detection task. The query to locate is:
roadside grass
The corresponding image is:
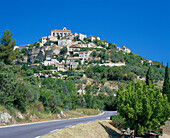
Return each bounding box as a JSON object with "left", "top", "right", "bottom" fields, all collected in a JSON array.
[
  {"left": 75, "top": 108, "right": 100, "bottom": 116},
  {"left": 42, "top": 120, "right": 121, "bottom": 138},
  {"left": 0, "top": 105, "right": 7, "bottom": 112},
  {"left": 65, "top": 108, "right": 101, "bottom": 118},
  {"left": 0, "top": 106, "right": 100, "bottom": 125}
]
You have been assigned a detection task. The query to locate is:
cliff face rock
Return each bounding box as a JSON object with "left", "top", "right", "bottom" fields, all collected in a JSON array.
[
  {"left": 16, "top": 112, "right": 24, "bottom": 120},
  {"left": 37, "top": 48, "right": 45, "bottom": 62},
  {"left": 60, "top": 111, "right": 66, "bottom": 117},
  {"left": 0, "top": 112, "right": 13, "bottom": 125},
  {"left": 27, "top": 45, "right": 61, "bottom": 63},
  {"left": 28, "top": 47, "right": 40, "bottom": 62}
]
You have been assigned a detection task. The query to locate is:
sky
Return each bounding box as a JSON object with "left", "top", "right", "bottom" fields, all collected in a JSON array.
[{"left": 0, "top": 0, "right": 170, "bottom": 64}]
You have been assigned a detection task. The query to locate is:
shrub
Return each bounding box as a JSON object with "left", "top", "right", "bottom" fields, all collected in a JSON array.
[{"left": 111, "top": 115, "right": 125, "bottom": 129}]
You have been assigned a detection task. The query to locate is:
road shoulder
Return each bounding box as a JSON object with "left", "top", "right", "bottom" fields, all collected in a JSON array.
[{"left": 42, "top": 120, "right": 121, "bottom": 138}]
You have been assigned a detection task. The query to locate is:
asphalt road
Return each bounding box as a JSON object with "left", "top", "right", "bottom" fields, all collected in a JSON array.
[{"left": 0, "top": 111, "right": 116, "bottom": 138}]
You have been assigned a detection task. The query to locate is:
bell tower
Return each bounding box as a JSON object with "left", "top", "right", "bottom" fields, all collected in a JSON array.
[{"left": 63, "top": 26, "right": 67, "bottom": 30}]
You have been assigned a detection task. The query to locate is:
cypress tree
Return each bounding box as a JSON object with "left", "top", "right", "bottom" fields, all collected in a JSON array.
[
  {"left": 163, "top": 63, "right": 170, "bottom": 101},
  {"left": 0, "top": 30, "right": 17, "bottom": 65},
  {"left": 146, "top": 67, "right": 153, "bottom": 85}
]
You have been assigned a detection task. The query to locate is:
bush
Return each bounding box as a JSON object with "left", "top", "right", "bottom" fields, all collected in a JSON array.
[{"left": 111, "top": 115, "right": 125, "bottom": 129}]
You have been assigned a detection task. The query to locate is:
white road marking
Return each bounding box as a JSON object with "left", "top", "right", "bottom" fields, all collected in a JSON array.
[
  {"left": 65, "top": 125, "right": 72, "bottom": 128},
  {"left": 35, "top": 136, "right": 40, "bottom": 138},
  {"left": 50, "top": 129, "right": 58, "bottom": 133}
]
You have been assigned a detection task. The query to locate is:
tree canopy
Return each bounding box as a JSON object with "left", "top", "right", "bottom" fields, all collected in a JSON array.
[
  {"left": 0, "top": 30, "right": 17, "bottom": 64},
  {"left": 117, "top": 82, "right": 170, "bottom": 136}
]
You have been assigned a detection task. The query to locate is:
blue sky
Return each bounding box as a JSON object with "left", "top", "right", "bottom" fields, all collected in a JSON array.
[{"left": 0, "top": 0, "right": 170, "bottom": 64}]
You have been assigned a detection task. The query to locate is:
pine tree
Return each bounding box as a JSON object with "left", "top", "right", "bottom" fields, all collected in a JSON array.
[
  {"left": 146, "top": 67, "right": 153, "bottom": 85},
  {"left": 163, "top": 63, "right": 170, "bottom": 101},
  {"left": 0, "top": 30, "right": 17, "bottom": 65}
]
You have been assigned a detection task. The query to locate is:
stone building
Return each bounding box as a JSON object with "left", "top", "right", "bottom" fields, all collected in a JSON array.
[
  {"left": 79, "top": 51, "right": 92, "bottom": 60},
  {"left": 66, "top": 57, "right": 84, "bottom": 65},
  {"left": 75, "top": 33, "right": 87, "bottom": 40},
  {"left": 94, "top": 36, "right": 100, "bottom": 40},
  {"left": 58, "top": 39, "right": 72, "bottom": 46},
  {"left": 117, "top": 45, "right": 131, "bottom": 53},
  {"left": 39, "top": 27, "right": 73, "bottom": 46},
  {"left": 39, "top": 37, "right": 48, "bottom": 47},
  {"left": 68, "top": 45, "right": 81, "bottom": 51},
  {"left": 50, "top": 27, "right": 71, "bottom": 38},
  {"left": 87, "top": 35, "right": 100, "bottom": 41}
]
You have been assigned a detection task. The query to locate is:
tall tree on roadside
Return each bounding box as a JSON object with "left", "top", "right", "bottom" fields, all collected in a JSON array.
[
  {"left": 0, "top": 30, "right": 17, "bottom": 65},
  {"left": 117, "top": 82, "right": 170, "bottom": 136},
  {"left": 146, "top": 67, "right": 153, "bottom": 85},
  {"left": 163, "top": 63, "right": 170, "bottom": 101}
]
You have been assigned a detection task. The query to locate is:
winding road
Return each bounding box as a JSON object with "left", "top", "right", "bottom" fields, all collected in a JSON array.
[{"left": 0, "top": 111, "right": 116, "bottom": 138}]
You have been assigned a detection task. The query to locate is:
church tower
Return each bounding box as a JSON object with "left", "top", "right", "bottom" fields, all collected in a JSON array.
[{"left": 63, "top": 26, "right": 67, "bottom": 30}]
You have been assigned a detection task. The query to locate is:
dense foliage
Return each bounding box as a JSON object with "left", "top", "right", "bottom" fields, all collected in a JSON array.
[
  {"left": 0, "top": 61, "right": 117, "bottom": 113},
  {"left": 117, "top": 82, "right": 170, "bottom": 135},
  {"left": 0, "top": 30, "right": 17, "bottom": 64}
]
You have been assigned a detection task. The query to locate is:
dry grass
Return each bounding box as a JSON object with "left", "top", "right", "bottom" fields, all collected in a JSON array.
[
  {"left": 43, "top": 120, "right": 121, "bottom": 138},
  {"left": 0, "top": 106, "right": 100, "bottom": 126},
  {"left": 160, "top": 121, "right": 170, "bottom": 138}
]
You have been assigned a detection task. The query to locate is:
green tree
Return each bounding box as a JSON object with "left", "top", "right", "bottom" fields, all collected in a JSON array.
[
  {"left": 91, "top": 51, "right": 97, "bottom": 57},
  {"left": 85, "top": 85, "right": 94, "bottom": 94},
  {"left": 0, "top": 62, "right": 18, "bottom": 108},
  {"left": 163, "top": 63, "right": 170, "bottom": 101},
  {"left": 117, "top": 82, "right": 170, "bottom": 136},
  {"left": 60, "top": 47, "right": 68, "bottom": 55},
  {"left": 146, "top": 67, "right": 153, "bottom": 85},
  {"left": 0, "top": 30, "right": 17, "bottom": 64}
]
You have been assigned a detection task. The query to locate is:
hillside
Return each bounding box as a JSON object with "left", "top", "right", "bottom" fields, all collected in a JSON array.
[
  {"left": 14, "top": 27, "right": 166, "bottom": 95},
  {"left": 0, "top": 28, "right": 169, "bottom": 126}
]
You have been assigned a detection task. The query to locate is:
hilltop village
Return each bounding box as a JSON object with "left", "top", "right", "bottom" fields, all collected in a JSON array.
[
  {"left": 13, "top": 27, "right": 164, "bottom": 95},
  {"left": 14, "top": 27, "right": 131, "bottom": 74},
  {"left": 15, "top": 27, "right": 130, "bottom": 69}
]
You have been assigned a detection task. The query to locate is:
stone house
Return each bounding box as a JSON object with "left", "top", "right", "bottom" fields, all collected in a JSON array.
[
  {"left": 87, "top": 35, "right": 100, "bottom": 41},
  {"left": 58, "top": 39, "right": 72, "bottom": 46},
  {"left": 39, "top": 37, "right": 48, "bottom": 47},
  {"left": 94, "top": 36, "right": 100, "bottom": 40},
  {"left": 70, "top": 62, "right": 79, "bottom": 68},
  {"left": 87, "top": 43, "right": 97, "bottom": 48},
  {"left": 66, "top": 57, "right": 84, "bottom": 65},
  {"left": 102, "top": 41, "right": 108, "bottom": 47},
  {"left": 79, "top": 51, "right": 92, "bottom": 59},
  {"left": 87, "top": 35, "right": 95, "bottom": 41},
  {"left": 117, "top": 45, "right": 131, "bottom": 53},
  {"left": 76, "top": 33, "right": 87, "bottom": 40},
  {"left": 68, "top": 45, "right": 81, "bottom": 51},
  {"left": 42, "top": 58, "right": 59, "bottom": 66}
]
